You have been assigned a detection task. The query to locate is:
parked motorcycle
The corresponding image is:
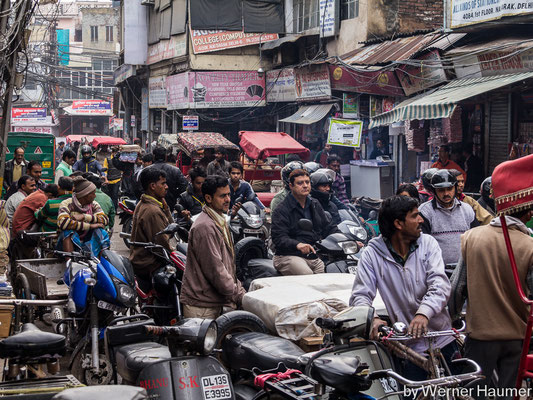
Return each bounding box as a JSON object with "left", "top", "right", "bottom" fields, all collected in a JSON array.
[
  {"left": 230, "top": 194, "right": 268, "bottom": 243},
  {"left": 118, "top": 196, "right": 137, "bottom": 248}
]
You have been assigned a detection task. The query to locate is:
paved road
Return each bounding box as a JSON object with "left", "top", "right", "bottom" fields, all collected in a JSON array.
[{"left": 110, "top": 222, "right": 129, "bottom": 258}]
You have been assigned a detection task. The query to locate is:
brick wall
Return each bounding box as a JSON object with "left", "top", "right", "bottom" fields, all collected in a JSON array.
[{"left": 397, "top": 0, "right": 443, "bottom": 32}]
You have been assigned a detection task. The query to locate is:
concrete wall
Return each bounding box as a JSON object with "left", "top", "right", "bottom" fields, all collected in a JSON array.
[
  {"left": 327, "top": 0, "right": 369, "bottom": 56},
  {"left": 82, "top": 6, "right": 120, "bottom": 53}
]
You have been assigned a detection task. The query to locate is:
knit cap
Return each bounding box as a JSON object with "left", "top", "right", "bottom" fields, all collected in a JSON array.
[{"left": 72, "top": 176, "right": 96, "bottom": 198}]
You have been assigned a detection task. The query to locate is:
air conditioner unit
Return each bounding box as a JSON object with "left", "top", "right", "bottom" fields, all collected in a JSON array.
[{"left": 141, "top": 0, "right": 155, "bottom": 5}]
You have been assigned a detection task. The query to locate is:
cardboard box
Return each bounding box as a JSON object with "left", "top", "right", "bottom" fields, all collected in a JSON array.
[{"left": 0, "top": 304, "right": 13, "bottom": 338}]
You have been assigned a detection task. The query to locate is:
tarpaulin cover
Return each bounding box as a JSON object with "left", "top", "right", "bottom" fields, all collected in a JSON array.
[
  {"left": 91, "top": 136, "right": 127, "bottom": 147},
  {"left": 66, "top": 135, "right": 96, "bottom": 144},
  {"left": 177, "top": 132, "right": 239, "bottom": 156},
  {"left": 239, "top": 131, "right": 310, "bottom": 160},
  {"left": 190, "top": 0, "right": 242, "bottom": 31},
  {"left": 243, "top": 0, "right": 284, "bottom": 33}
]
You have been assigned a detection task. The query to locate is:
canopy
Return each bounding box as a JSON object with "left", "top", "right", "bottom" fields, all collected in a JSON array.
[
  {"left": 91, "top": 136, "right": 127, "bottom": 147},
  {"left": 239, "top": 131, "right": 310, "bottom": 160},
  {"left": 369, "top": 72, "right": 533, "bottom": 128},
  {"left": 177, "top": 132, "right": 239, "bottom": 156},
  {"left": 66, "top": 135, "right": 96, "bottom": 144},
  {"left": 279, "top": 104, "right": 334, "bottom": 125}
]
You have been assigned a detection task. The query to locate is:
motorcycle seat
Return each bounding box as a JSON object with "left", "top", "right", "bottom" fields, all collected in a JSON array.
[
  {"left": 115, "top": 342, "right": 171, "bottom": 383},
  {"left": 309, "top": 355, "right": 371, "bottom": 393},
  {"left": 52, "top": 385, "right": 147, "bottom": 400},
  {"left": 176, "top": 242, "right": 188, "bottom": 255},
  {"left": 124, "top": 199, "right": 137, "bottom": 210},
  {"left": 222, "top": 331, "right": 305, "bottom": 371},
  {"left": 0, "top": 323, "right": 65, "bottom": 360}
]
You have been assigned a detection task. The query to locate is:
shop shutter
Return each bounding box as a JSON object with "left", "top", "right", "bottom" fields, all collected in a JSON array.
[{"left": 488, "top": 94, "right": 510, "bottom": 173}]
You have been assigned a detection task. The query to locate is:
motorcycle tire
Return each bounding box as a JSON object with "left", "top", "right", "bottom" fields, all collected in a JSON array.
[
  {"left": 70, "top": 338, "right": 113, "bottom": 386},
  {"left": 234, "top": 237, "right": 268, "bottom": 283},
  {"left": 121, "top": 217, "right": 133, "bottom": 248},
  {"left": 14, "top": 273, "right": 34, "bottom": 323},
  {"left": 215, "top": 311, "right": 268, "bottom": 358}
]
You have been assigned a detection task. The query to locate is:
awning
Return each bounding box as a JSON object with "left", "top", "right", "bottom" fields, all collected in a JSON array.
[
  {"left": 261, "top": 34, "right": 305, "bottom": 51},
  {"left": 63, "top": 106, "right": 113, "bottom": 117},
  {"left": 239, "top": 131, "right": 310, "bottom": 160},
  {"left": 279, "top": 104, "right": 333, "bottom": 125},
  {"left": 369, "top": 72, "right": 533, "bottom": 128}
]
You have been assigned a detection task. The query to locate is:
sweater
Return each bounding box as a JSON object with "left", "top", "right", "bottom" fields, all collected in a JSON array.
[
  {"left": 12, "top": 190, "right": 48, "bottom": 234},
  {"left": 94, "top": 189, "right": 115, "bottom": 229},
  {"left": 5, "top": 190, "right": 27, "bottom": 221},
  {"left": 35, "top": 194, "right": 72, "bottom": 232},
  {"left": 55, "top": 161, "right": 72, "bottom": 183},
  {"left": 57, "top": 198, "right": 109, "bottom": 232}
]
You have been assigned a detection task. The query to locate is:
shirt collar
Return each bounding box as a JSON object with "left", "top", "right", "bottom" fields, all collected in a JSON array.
[
  {"left": 383, "top": 236, "right": 419, "bottom": 265},
  {"left": 143, "top": 194, "right": 164, "bottom": 209}
]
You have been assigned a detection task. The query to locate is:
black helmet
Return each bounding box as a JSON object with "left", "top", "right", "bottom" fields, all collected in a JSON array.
[
  {"left": 310, "top": 170, "right": 334, "bottom": 189},
  {"left": 303, "top": 161, "right": 321, "bottom": 174},
  {"left": 480, "top": 176, "right": 492, "bottom": 198},
  {"left": 430, "top": 169, "right": 457, "bottom": 190},
  {"left": 81, "top": 145, "right": 92, "bottom": 155},
  {"left": 421, "top": 168, "right": 439, "bottom": 191},
  {"left": 281, "top": 161, "right": 304, "bottom": 187}
]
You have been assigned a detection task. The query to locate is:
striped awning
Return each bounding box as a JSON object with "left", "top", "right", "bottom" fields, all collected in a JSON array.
[
  {"left": 279, "top": 104, "right": 334, "bottom": 125},
  {"left": 369, "top": 72, "right": 533, "bottom": 128}
]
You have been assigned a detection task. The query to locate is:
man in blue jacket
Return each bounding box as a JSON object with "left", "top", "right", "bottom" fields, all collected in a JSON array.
[
  {"left": 228, "top": 161, "right": 267, "bottom": 213},
  {"left": 350, "top": 195, "right": 457, "bottom": 380}
]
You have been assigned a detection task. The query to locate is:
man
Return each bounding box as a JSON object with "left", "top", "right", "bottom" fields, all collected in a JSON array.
[
  {"left": 103, "top": 146, "right": 122, "bottom": 210},
  {"left": 270, "top": 161, "right": 303, "bottom": 213},
  {"left": 477, "top": 177, "right": 495, "bottom": 216},
  {"left": 431, "top": 145, "right": 466, "bottom": 177},
  {"left": 449, "top": 155, "right": 533, "bottom": 398},
  {"left": 419, "top": 170, "right": 478, "bottom": 266},
  {"left": 309, "top": 169, "right": 347, "bottom": 225},
  {"left": 207, "top": 147, "right": 230, "bottom": 178},
  {"left": 6, "top": 160, "right": 44, "bottom": 199},
  {"left": 350, "top": 196, "right": 456, "bottom": 379},
  {"left": 462, "top": 143, "right": 483, "bottom": 193},
  {"left": 178, "top": 167, "right": 206, "bottom": 219},
  {"left": 35, "top": 177, "right": 73, "bottom": 232},
  {"left": 57, "top": 176, "right": 109, "bottom": 257},
  {"left": 141, "top": 153, "right": 153, "bottom": 168},
  {"left": 0, "top": 200, "right": 9, "bottom": 282},
  {"left": 369, "top": 139, "right": 388, "bottom": 160},
  {"left": 228, "top": 161, "right": 266, "bottom": 211},
  {"left": 56, "top": 142, "right": 65, "bottom": 166},
  {"left": 84, "top": 173, "right": 115, "bottom": 231},
  {"left": 271, "top": 169, "right": 337, "bottom": 275},
  {"left": 327, "top": 155, "right": 349, "bottom": 205},
  {"left": 129, "top": 168, "right": 173, "bottom": 286},
  {"left": 55, "top": 149, "right": 76, "bottom": 183},
  {"left": 5, "top": 176, "right": 36, "bottom": 222},
  {"left": 314, "top": 143, "right": 332, "bottom": 167},
  {"left": 449, "top": 169, "right": 491, "bottom": 225},
  {"left": 180, "top": 175, "right": 246, "bottom": 318},
  {"left": 3, "top": 147, "right": 27, "bottom": 192},
  {"left": 73, "top": 145, "right": 105, "bottom": 176}
]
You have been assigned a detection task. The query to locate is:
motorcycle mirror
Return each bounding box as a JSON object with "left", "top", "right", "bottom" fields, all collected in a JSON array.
[
  {"left": 298, "top": 219, "right": 314, "bottom": 232},
  {"left": 368, "top": 210, "right": 378, "bottom": 220},
  {"left": 175, "top": 204, "right": 184, "bottom": 213},
  {"left": 392, "top": 322, "right": 408, "bottom": 336},
  {"left": 156, "top": 223, "right": 179, "bottom": 235}
]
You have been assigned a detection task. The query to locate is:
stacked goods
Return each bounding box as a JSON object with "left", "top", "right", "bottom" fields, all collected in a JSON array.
[
  {"left": 405, "top": 120, "right": 426, "bottom": 152},
  {"left": 118, "top": 144, "right": 142, "bottom": 162},
  {"left": 442, "top": 106, "right": 462, "bottom": 143}
]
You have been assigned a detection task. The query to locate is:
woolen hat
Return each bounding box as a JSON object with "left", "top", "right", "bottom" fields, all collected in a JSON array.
[
  {"left": 72, "top": 176, "right": 96, "bottom": 198},
  {"left": 492, "top": 154, "right": 533, "bottom": 216}
]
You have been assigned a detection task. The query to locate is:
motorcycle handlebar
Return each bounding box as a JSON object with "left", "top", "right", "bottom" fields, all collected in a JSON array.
[
  {"left": 315, "top": 317, "right": 342, "bottom": 330},
  {"left": 22, "top": 231, "right": 58, "bottom": 237},
  {"left": 145, "top": 325, "right": 181, "bottom": 336}
]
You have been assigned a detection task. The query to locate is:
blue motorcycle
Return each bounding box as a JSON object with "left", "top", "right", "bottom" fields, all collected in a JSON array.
[{"left": 54, "top": 249, "right": 137, "bottom": 385}]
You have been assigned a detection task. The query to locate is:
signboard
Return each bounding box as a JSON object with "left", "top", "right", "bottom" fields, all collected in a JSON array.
[
  {"left": 343, "top": 93, "right": 359, "bottom": 118},
  {"left": 167, "top": 72, "right": 191, "bottom": 110},
  {"left": 329, "top": 65, "right": 404, "bottom": 97},
  {"left": 190, "top": 28, "right": 278, "bottom": 54},
  {"left": 71, "top": 100, "right": 112, "bottom": 115},
  {"left": 370, "top": 96, "right": 382, "bottom": 118},
  {"left": 454, "top": 48, "right": 533, "bottom": 78},
  {"left": 147, "top": 34, "right": 187, "bottom": 65},
  {"left": 131, "top": 115, "right": 136, "bottom": 127},
  {"left": 113, "top": 118, "right": 124, "bottom": 130},
  {"left": 327, "top": 119, "right": 363, "bottom": 147},
  {"left": 319, "top": 0, "right": 339, "bottom": 38},
  {"left": 396, "top": 51, "right": 447, "bottom": 96},
  {"left": 141, "top": 87, "right": 149, "bottom": 130},
  {"left": 294, "top": 65, "right": 331, "bottom": 101},
  {"left": 149, "top": 76, "right": 168, "bottom": 109},
  {"left": 114, "top": 64, "right": 136, "bottom": 85},
  {"left": 12, "top": 126, "right": 53, "bottom": 134},
  {"left": 450, "top": 0, "right": 533, "bottom": 28},
  {"left": 182, "top": 115, "right": 199, "bottom": 130},
  {"left": 11, "top": 108, "right": 47, "bottom": 123},
  {"left": 266, "top": 68, "right": 296, "bottom": 103}
]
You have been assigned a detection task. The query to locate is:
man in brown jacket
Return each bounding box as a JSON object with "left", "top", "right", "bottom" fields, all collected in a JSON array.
[
  {"left": 450, "top": 155, "right": 533, "bottom": 399},
  {"left": 180, "top": 175, "right": 246, "bottom": 319},
  {"left": 130, "top": 168, "right": 173, "bottom": 288}
]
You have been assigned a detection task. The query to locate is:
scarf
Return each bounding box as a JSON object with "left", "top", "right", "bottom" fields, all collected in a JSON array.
[
  {"left": 72, "top": 193, "right": 93, "bottom": 215},
  {"left": 204, "top": 205, "right": 234, "bottom": 259}
]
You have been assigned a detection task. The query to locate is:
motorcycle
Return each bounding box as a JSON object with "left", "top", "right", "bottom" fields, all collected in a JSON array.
[
  {"left": 230, "top": 194, "right": 268, "bottom": 244},
  {"left": 118, "top": 196, "right": 137, "bottom": 248}
]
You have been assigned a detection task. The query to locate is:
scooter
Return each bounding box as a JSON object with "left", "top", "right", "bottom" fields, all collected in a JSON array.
[
  {"left": 118, "top": 196, "right": 137, "bottom": 248},
  {"left": 230, "top": 194, "right": 268, "bottom": 243}
]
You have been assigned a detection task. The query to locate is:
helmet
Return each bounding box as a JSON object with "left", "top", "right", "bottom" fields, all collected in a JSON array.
[
  {"left": 81, "top": 145, "right": 92, "bottom": 155},
  {"left": 281, "top": 161, "right": 304, "bottom": 187},
  {"left": 430, "top": 169, "right": 457, "bottom": 190},
  {"left": 421, "top": 168, "right": 439, "bottom": 191},
  {"left": 310, "top": 170, "right": 334, "bottom": 189},
  {"left": 303, "top": 161, "right": 321, "bottom": 174},
  {"left": 480, "top": 176, "right": 492, "bottom": 198}
]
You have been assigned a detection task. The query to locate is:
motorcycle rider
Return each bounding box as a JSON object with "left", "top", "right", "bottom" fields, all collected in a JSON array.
[
  {"left": 449, "top": 169, "right": 492, "bottom": 225},
  {"left": 270, "top": 160, "right": 304, "bottom": 213},
  {"left": 228, "top": 161, "right": 266, "bottom": 212},
  {"left": 477, "top": 177, "right": 495, "bottom": 216},
  {"left": 418, "top": 168, "right": 438, "bottom": 203},
  {"left": 73, "top": 145, "right": 105, "bottom": 176},
  {"left": 178, "top": 166, "right": 207, "bottom": 219},
  {"left": 309, "top": 170, "right": 341, "bottom": 225}
]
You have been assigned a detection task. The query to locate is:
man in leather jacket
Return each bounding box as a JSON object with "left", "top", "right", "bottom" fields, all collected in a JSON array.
[
  {"left": 178, "top": 167, "right": 206, "bottom": 218},
  {"left": 309, "top": 170, "right": 342, "bottom": 225}
]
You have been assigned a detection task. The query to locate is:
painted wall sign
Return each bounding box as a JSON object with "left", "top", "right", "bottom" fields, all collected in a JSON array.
[
  {"left": 294, "top": 65, "right": 331, "bottom": 101},
  {"left": 147, "top": 34, "right": 187, "bottom": 65},
  {"left": 149, "top": 76, "right": 168, "bottom": 109},
  {"left": 190, "top": 28, "right": 278, "bottom": 54},
  {"left": 450, "top": 0, "right": 533, "bottom": 28},
  {"left": 266, "top": 68, "right": 296, "bottom": 103},
  {"left": 329, "top": 65, "right": 405, "bottom": 97}
]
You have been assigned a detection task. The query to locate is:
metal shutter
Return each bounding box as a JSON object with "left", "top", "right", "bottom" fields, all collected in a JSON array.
[{"left": 488, "top": 93, "right": 510, "bottom": 174}]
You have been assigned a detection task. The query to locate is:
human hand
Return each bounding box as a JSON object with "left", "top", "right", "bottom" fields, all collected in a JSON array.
[
  {"left": 231, "top": 202, "right": 242, "bottom": 217},
  {"left": 370, "top": 318, "right": 388, "bottom": 340},
  {"left": 296, "top": 243, "right": 315, "bottom": 255},
  {"left": 72, "top": 213, "right": 85, "bottom": 222},
  {"left": 264, "top": 207, "right": 271, "bottom": 214},
  {"left": 90, "top": 223, "right": 105, "bottom": 230},
  {"left": 181, "top": 210, "right": 191, "bottom": 219},
  {"left": 409, "top": 314, "right": 429, "bottom": 338}
]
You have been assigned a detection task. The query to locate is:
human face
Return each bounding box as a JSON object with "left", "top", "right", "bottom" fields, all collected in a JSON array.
[
  {"left": 66, "top": 156, "right": 76, "bottom": 166},
  {"left": 438, "top": 147, "right": 449, "bottom": 163},
  {"left": 325, "top": 144, "right": 332, "bottom": 152},
  {"left": 317, "top": 183, "right": 330, "bottom": 193},
  {"left": 142, "top": 160, "right": 153, "bottom": 168},
  {"left": 29, "top": 165, "right": 42, "bottom": 181},
  {"left": 328, "top": 161, "right": 340, "bottom": 174},
  {"left": 229, "top": 168, "right": 242, "bottom": 184},
  {"left": 205, "top": 185, "right": 231, "bottom": 214},
  {"left": 82, "top": 151, "right": 91, "bottom": 161},
  {"left": 435, "top": 186, "right": 456, "bottom": 208},
  {"left": 79, "top": 190, "right": 96, "bottom": 206},
  {"left": 22, "top": 178, "right": 36, "bottom": 195},
  {"left": 215, "top": 151, "right": 224, "bottom": 161},
  {"left": 14, "top": 149, "right": 24, "bottom": 163},
  {"left": 150, "top": 177, "right": 168, "bottom": 201},
  {"left": 192, "top": 176, "right": 205, "bottom": 194},
  {"left": 377, "top": 140, "right": 383, "bottom": 149},
  {"left": 456, "top": 174, "right": 465, "bottom": 195},
  {"left": 396, "top": 208, "right": 424, "bottom": 240},
  {"left": 290, "top": 175, "right": 311, "bottom": 198}
]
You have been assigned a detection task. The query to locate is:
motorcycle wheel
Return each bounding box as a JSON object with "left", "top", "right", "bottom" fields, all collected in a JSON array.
[
  {"left": 14, "top": 273, "right": 34, "bottom": 323},
  {"left": 234, "top": 237, "right": 268, "bottom": 283},
  {"left": 70, "top": 339, "right": 113, "bottom": 385},
  {"left": 121, "top": 217, "right": 133, "bottom": 248}
]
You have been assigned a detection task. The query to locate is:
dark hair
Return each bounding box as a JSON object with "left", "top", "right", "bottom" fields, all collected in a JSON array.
[
  {"left": 142, "top": 153, "right": 154, "bottom": 163},
  {"left": 153, "top": 146, "right": 166, "bottom": 162},
  {"left": 189, "top": 167, "right": 207, "bottom": 182},
  {"left": 202, "top": 175, "right": 229, "bottom": 198},
  {"left": 133, "top": 138, "right": 141, "bottom": 145},
  {"left": 70, "top": 171, "right": 84, "bottom": 178},
  {"left": 17, "top": 175, "right": 33, "bottom": 189},
  {"left": 378, "top": 195, "right": 419, "bottom": 240},
  {"left": 43, "top": 184, "right": 58, "bottom": 197},
  {"left": 58, "top": 176, "right": 74, "bottom": 191},
  {"left": 28, "top": 160, "right": 41, "bottom": 171},
  {"left": 327, "top": 154, "right": 341, "bottom": 165},
  {"left": 286, "top": 154, "right": 302, "bottom": 163},
  {"left": 463, "top": 142, "right": 474, "bottom": 155},
  {"left": 229, "top": 161, "right": 243, "bottom": 174},
  {"left": 395, "top": 183, "right": 420, "bottom": 202},
  {"left": 439, "top": 145, "right": 450, "bottom": 153},
  {"left": 289, "top": 168, "right": 309, "bottom": 185},
  {"left": 140, "top": 168, "right": 166, "bottom": 191},
  {"left": 14, "top": 147, "right": 24, "bottom": 154},
  {"left": 84, "top": 173, "right": 102, "bottom": 189},
  {"left": 214, "top": 146, "right": 227, "bottom": 155},
  {"left": 63, "top": 149, "right": 76, "bottom": 161},
  {"left": 448, "top": 169, "right": 464, "bottom": 178}
]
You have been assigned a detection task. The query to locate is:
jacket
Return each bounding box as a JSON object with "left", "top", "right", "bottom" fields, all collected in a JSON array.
[
  {"left": 104, "top": 156, "right": 122, "bottom": 182},
  {"left": 310, "top": 189, "right": 340, "bottom": 225},
  {"left": 73, "top": 158, "right": 104, "bottom": 176},
  {"left": 178, "top": 184, "right": 205, "bottom": 216},
  {"left": 144, "top": 162, "right": 188, "bottom": 209},
  {"left": 229, "top": 180, "right": 264, "bottom": 209},
  {"left": 350, "top": 234, "right": 454, "bottom": 353},
  {"left": 180, "top": 210, "right": 246, "bottom": 308},
  {"left": 55, "top": 161, "right": 72, "bottom": 183},
  {"left": 57, "top": 198, "right": 109, "bottom": 232},
  {"left": 129, "top": 194, "right": 173, "bottom": 278},
  {"left": 271, "top": 193, "right": 338, "bottom": 257},
  {"left": 3, "top": 159, "right": 27, "bottom": 190},
  {"left": 206, "top": 159, "right": 230, "bottom": 178}
]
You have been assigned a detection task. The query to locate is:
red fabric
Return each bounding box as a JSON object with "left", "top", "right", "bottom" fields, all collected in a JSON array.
[
  {"left": 91, "top": 136, "right": 127, "bottom": 147},
  {"left": 12, "top": 190, "right": 48, "bottom": 234},
  {"left": 431, "top": 159, "right": 466, "bottom": 179},
  {"left": 66, "top": 135, "right": 96, "bottom": 144},
  {"left": 239, "top": 131, "right": 310, "bottom": 160},
  {"left": 253, "top": 369, "right": 302, "bottom": 389},
  {"left": 492, "top": 154, "right": 533, "bottom": 216}
]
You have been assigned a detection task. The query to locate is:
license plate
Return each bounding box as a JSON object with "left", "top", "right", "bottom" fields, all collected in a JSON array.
[
  {"left": 243, "top": 228, "right": 261, "bottom": 234},
  {"left": 97, "top": 300, "right": 123, "bottom": 313},
  {"left": 347, "top": 265, "right": 357, "bottom": 275},
  {"left": 201, "top": 374, "right": 231, "bottom": 400}
]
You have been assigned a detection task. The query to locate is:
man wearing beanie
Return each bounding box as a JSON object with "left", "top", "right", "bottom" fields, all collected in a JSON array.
[
  {"left": 57, "top": 176, "right": 109, "bottom": 256},
  {"left": 449, "top": 154, "right": 533, "bottom": 399}
]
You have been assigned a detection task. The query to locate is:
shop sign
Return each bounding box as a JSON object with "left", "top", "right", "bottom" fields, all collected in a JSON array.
[
  {"left": 370, "top": 96, "right": 382, "bottom": 118},
  {"left": 12, "top": 126, "right": 53, "bottom": 134},
  {"left": 167, "top": 72, "right": 191, "bottom": 110},
  {"left": 450, "top": 0, "right": 533, "bottom": 29},
  {"left": 396, "top": 51, "right": 447, "bottom": 96},
  {"left": 72, "top": 100, "right": 112, "bottom": 115},
  {"left": 454, "top": 48, "right": 533, "bottom": 78},
  {"left": 329, "top": 65, "right": 404, "bottom": 97},
  {"left": 327, "top": 118, "right": 363, "bottom": 147},
  {"left": 114, "top": 64, "right": 136, "bottom": 85},
  {"left": 266, "top": 68, "right": 296, "bottom": 103},
  {"left": 294, "top": 65, "right": 331, "bottom": 101},
  {"left": 149, "top": 76, "right": 168, "bottom": 109},
  {"left": 190, "top": 28, "right": 278, "bottom": 54},
  {"left": 342, "top": 93, "right": 359, "bottom": 118},
  {"left": 147, "top": 34, "right": 187, "bottom": 65},
  {"left": 131, "top": 115, "right": 136, "bottom": 127},
  {"left": 319, "top": 0, "right": 339, "bottom": 38},
  {"left": 141, "top": 87, "right": 149, "bottom": 130},
  {"left": 11, "top": 107, "right": 47, "bottom": 123},
  {"left": 113, "top": 118, "right": 124, "bottom": 131},
  {"left": 182, "top": 115, "right": 199, "bottom": 130},
  {"left": 382, "top": 98, "right": 395, "bottom": 112}
]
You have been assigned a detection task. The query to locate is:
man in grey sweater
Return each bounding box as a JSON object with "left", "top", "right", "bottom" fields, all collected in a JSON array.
[{"left": 419, "top": 169, "right": 478, "bottom": 266}]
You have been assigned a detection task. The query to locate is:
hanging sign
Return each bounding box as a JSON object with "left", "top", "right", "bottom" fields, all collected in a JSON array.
[
  {"left": 182, "top": 115, "right": 199, "bottom": 130},
  {"left": 327, "top": 119, "right": 363, "bottom": 148},
  {"left": 342, "top": 93, "right": 359, "bottom": 118}
]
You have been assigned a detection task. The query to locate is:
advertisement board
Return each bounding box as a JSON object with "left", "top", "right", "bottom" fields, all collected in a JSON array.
[
  {"left": 191, "top": 28, "right": 278, "bottom": 54},
  {"left": 450, "top": 0, "right": 533, "bottom": 28},
  {"left": 294, "top": 65, "right": 331, "bottom": 101},
  {"left": 167, "top": 72, "right": 191, "bottom": 110},
  {"left": 12, "top": 126, "right": 54, "bottom": 134},
  {"left": 149, "top": 76, "right": 168, "bottom": 109},
  {"left": 329, "top": 65, "right": 404, "bottom": 97},
  {"left": 342, "top": 93, "right": 359, "bottom": 118},
  {"left": 147, "top": 34, "right": 187, "bottom": 65},
  {"left": 182, "top": 115, "right": 199, "bottom": 130},
  {"left": 141, "top": 87, "right": 149, "bottom": 131},
  {"left": 327, "top": 119, "right": 363, "bottom": 148},
  {"left": 454, "top": 48, "right": 533, "bottom": 78},
  {"left": 396, "top": 51, "right": 447, "bottom": 96},
  {"left": 319, "top": 0, "right": 339, "bottom": 37},
  {"left": 71, "top": 100, "right": 112, "bottom": 115},
  {"left": 11, "top": 108, "right": 47, "bottom": 124},
  {"left": 266, "top": 68, "right": 296, "bottom": 103}
]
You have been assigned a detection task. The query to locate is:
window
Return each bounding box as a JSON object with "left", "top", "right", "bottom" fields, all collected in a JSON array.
[
  {"left": 293, "top": 0, "right": 319, "bottom": 33},
  {"left": 74, "top": 28, "right": 82, "bottom": 42},
  {"left": 90, "top": 26, "right": 98, "bottom": 42},
  {"left": 341, "top": 0, "right": 358, "bottom": 20},
  {"left": 105, "top": 26, "right": 113, "bottom": 42}
]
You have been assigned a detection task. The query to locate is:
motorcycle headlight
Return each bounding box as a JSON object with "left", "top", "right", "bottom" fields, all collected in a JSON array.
[
  {"left": 118, "top": 284, "right": 136, "bottom": 308},
  {"left": 203, "top": 323, "right": 218, "bottom": 354},
  {"left": 245, "top": 215, "right": 263, "bottom": 229},
  {"left": 348, "top": 225, "right": 367, "bottom": 242},
  {"left": 174, "top": 319, "right": 218, "bottom": 355},
  {"left": 341, "top": 241, "right": 359, "bottom": 255}
]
